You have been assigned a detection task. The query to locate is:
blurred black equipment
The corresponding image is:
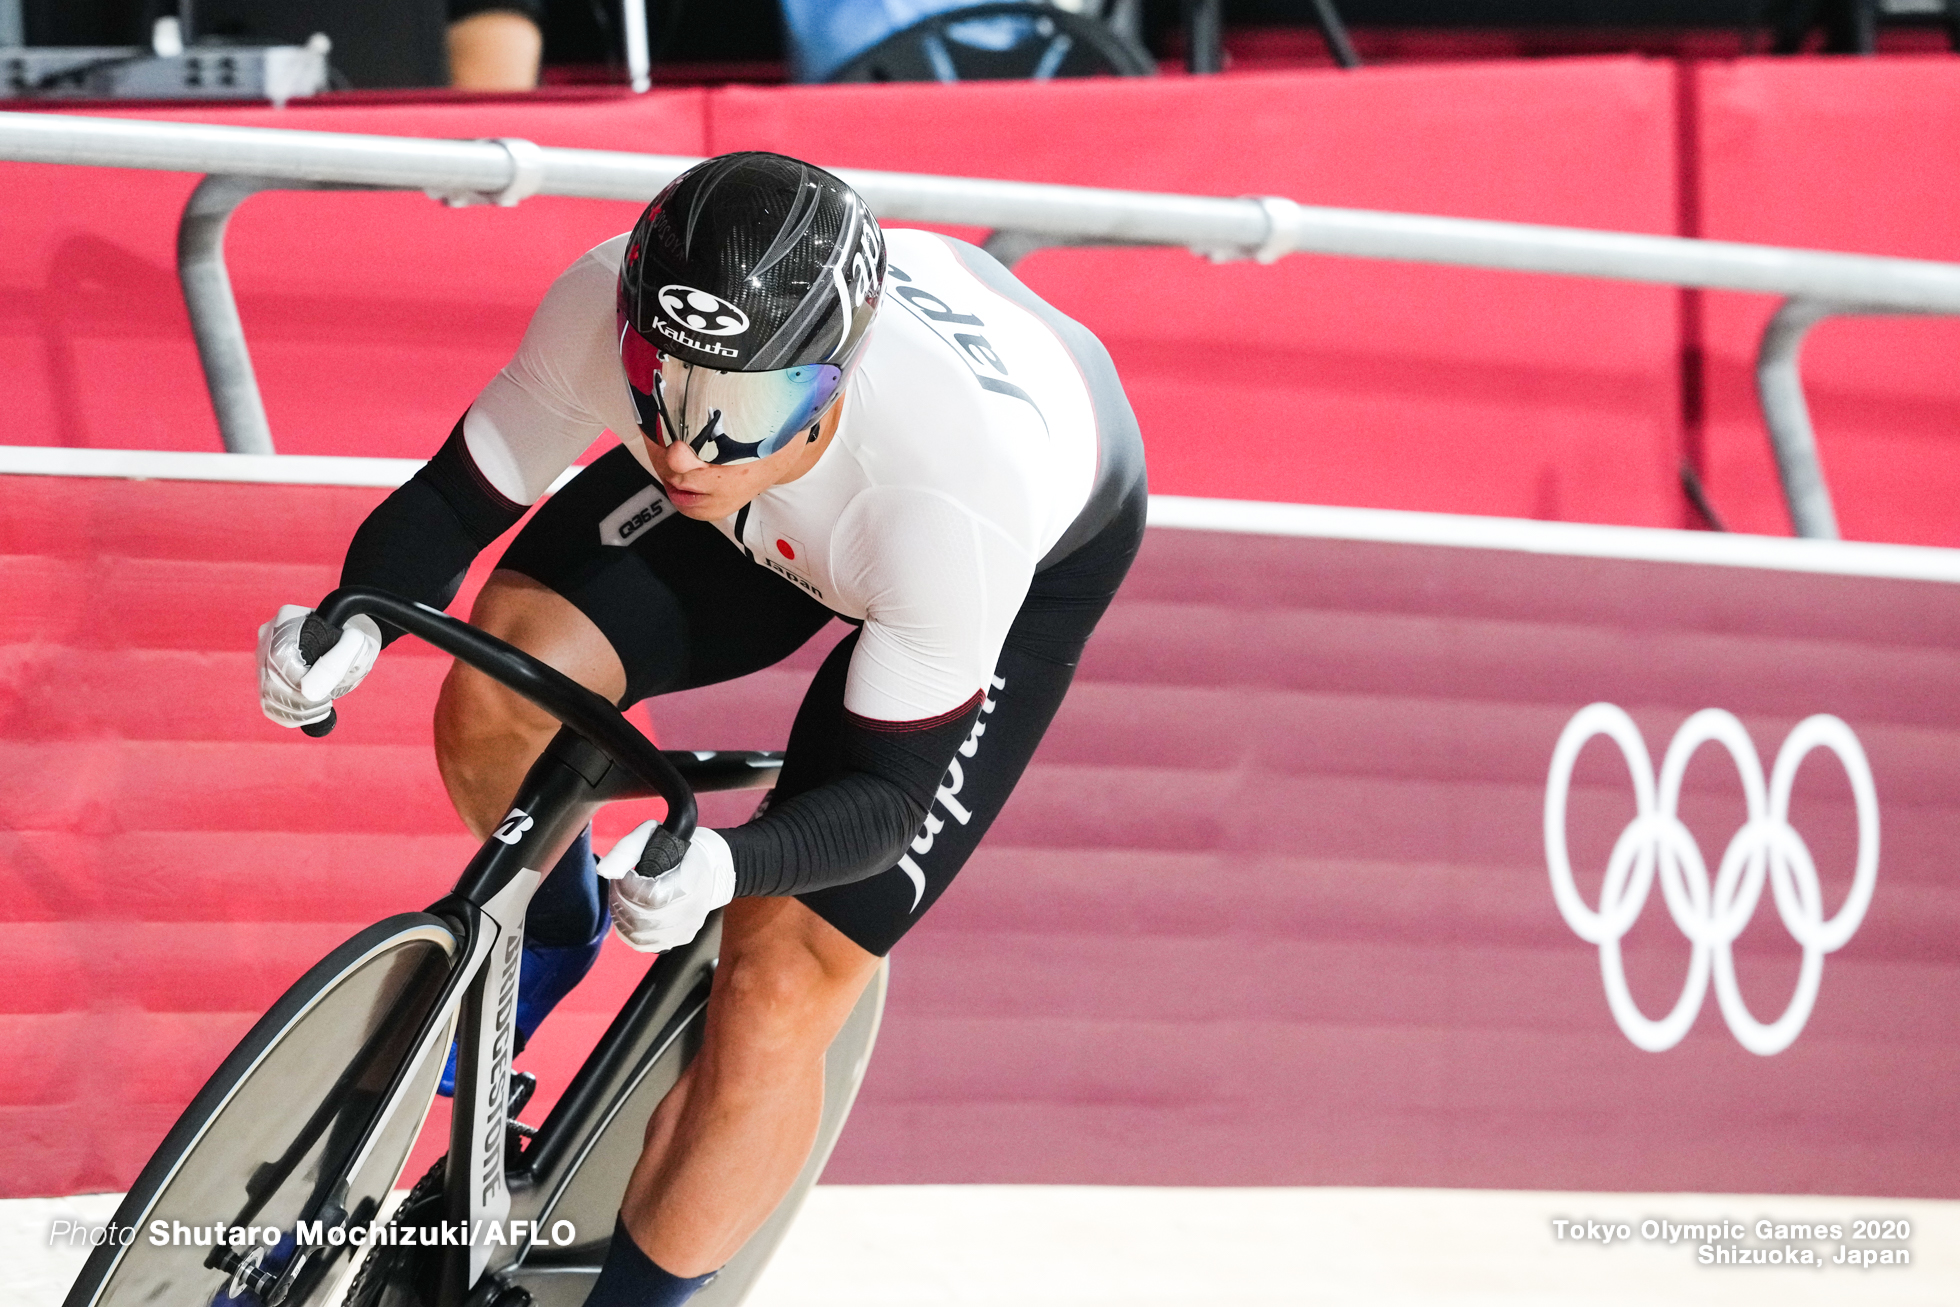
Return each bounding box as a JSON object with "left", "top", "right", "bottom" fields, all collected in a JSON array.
[
  {"left": 1184, "top": 0, "right": 1357, "bottom": 71},
  {"left": 1769, "top": 0, "right": 1960, "bottom": 51},
  {"left": 5, "top": 0, "right": 447, "bottom": 99},
  {"left": 828, "top": 2, "right": 1156, "bottom": 80},
  {"left": 783, "top": 0, "right": 1160, "bottom": 81},
  {"left": 193, "top": 0, "right": 446, "bottom": 86}
]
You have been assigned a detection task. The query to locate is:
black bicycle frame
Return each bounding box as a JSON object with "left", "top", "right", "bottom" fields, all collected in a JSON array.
[
  {"left": 74, "top": 587, "right": 783, "bottom": 1307},
  {"left": 305, "top": 586, "right": 731, "bottom": 1304},
  {"left": 312, "top": 586, "right": 698, "bottom": 844}
]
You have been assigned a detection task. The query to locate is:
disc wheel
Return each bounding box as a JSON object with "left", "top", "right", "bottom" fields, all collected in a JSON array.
[
  {"left": 503, "top": 957, "right": 888, "bottom": 1307},
  {"left": 341, "top": 1158, "right": 447, "bottom": 1307},
  {"left": 65, "top": 914, "right": 462, "bottom": 1307}
]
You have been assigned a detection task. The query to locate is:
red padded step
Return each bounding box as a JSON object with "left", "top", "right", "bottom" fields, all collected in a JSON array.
[{"left": 7, "top": 471, "right": 1960, "bottom": 1203}]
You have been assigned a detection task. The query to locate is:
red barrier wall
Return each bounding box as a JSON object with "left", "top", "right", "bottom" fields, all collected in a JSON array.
[
  {"left": 0, "top": 93, "right": 704, "bottom": 463},
  {"left": 829, "top": 527, "right": 1960, "bottom": 1193},
  {"left": 709, "top": 62, "right": 1686, "bottom": 526},
  {"left": 1689, "top": 57, "right": 1960, "bottom": 547},
  {"left": 5, "top": 61, "right": 1959, "bottom": 538},
  {"left": 6, "top": 470, "right": 1957, "bottom": 1198},
  {"left": 0, "top": 60, "right": 1690, "bottom": 526},
  {"left": 0, "top": 470, "right": 809, "bottom": 1195}
]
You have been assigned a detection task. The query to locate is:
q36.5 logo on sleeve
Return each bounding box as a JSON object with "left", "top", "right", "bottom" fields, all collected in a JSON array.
[
  {"left": 657, "top": 286, "right": 749, "bottom": 337},
  {"left": 1544, "top": 703, "right": 1878, "bottom": 1057}
]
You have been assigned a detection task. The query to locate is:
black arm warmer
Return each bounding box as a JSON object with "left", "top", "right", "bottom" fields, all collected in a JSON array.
[
  {"left": 722, "top": 691, "right": 985, "bottom": 898},
  {"left": 340, "top": 418, "right": 527, "bottom": 643}
]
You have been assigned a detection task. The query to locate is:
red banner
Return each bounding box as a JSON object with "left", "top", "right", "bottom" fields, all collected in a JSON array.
[
  {"left": 819, "top": 511, "right": 1960, "bottom": 1195},
  {"left": 3, "top": 472, "right": 1956, "bottom": 1198}
]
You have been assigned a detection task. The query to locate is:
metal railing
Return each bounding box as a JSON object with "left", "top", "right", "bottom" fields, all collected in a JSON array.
[{"left": 6, "top": 110, "right": 1960, "bottom": 538}]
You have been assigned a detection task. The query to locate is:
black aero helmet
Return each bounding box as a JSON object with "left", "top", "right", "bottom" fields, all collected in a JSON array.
[{"left": 617, "top": 151, "right": 886, "bottom": 465}]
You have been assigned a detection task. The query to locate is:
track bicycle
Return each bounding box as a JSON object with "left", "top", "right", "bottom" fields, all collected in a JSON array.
[{"left": 62, "top": 586, "right": 889, "bottom": 1307}]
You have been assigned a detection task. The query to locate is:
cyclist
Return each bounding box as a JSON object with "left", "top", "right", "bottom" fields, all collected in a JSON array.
[{"left": 258, "top": 151, "right": 1145, "bottom": 1307}]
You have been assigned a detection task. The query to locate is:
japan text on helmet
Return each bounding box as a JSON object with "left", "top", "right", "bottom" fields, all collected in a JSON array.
[{"left": 616, "top": 151, "right": 887, "bottom": 465}]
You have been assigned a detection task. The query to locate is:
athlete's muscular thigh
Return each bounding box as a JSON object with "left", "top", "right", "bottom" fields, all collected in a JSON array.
[
  {"left": 433, "top": 569, "right": 627, "bottom": 839},
  {"left": 622, "top": 896, "right": 878, "bottom": 1268},
  {"left": 715, "top": 896, "right": 881, "bottom": 1030}
]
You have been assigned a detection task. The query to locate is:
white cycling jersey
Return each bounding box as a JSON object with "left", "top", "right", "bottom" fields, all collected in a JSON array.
[{"left": 461, "top": 228, "right": 1103, "bottom": 722}]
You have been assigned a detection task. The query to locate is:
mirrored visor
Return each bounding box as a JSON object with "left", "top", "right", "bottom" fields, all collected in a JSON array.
[{"left": 619, "top": 321, "right": 841, "bottom": 466}]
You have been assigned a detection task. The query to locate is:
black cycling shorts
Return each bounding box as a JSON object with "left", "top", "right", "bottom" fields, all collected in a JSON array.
[{"left": 497, "top": 444, "right": 1145, "bottom": 955}]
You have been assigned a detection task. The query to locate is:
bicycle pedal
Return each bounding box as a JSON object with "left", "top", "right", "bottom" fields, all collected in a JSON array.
[
  {"left": 503, "top": 1118, "right": 538, "bottom": 1165},
  {"left": 205, "top": 1227, "right": 309, "bottom": 1307},
  {"left": 507, "top": 1070, "right": 537, "bottom": 1118},
  {"left": 503, "top": 1070, "right": 539, "bottom": 1154},
  {"left": 462, "top": 1278, "right": 533, "bottom": 1307},
  {"left": 205, "top": 1246, "right": 277, "bottom": 1300}
]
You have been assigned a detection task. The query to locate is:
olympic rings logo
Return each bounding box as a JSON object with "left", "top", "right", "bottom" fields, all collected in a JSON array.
[{"left": 1545, "top": 704, "right": 1879, "bottom": 1056}]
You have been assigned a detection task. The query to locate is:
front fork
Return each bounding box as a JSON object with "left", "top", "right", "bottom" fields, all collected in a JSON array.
[{"left": 437, "top": 728, "right": 636, "bottom": 1304}]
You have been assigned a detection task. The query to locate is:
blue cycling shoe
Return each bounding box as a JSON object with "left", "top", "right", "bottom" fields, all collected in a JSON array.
[{"left": 436, "top": 913, "right": 609, "bottom": 1097}]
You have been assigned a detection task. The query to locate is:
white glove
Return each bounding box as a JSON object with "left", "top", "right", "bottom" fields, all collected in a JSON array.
[
  {"left": 257, "top": 604, "right": 383, "bottom": 729},
  {"left": 598, "top": 823, "right": 736, "bottom": 953}
]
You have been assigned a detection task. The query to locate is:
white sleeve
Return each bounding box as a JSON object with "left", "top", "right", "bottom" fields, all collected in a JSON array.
[
  {"left": 461, "top": 244, "right": 621, "bottom": 505},
  {"left": 832, "top": 485, "right": 1035, "bottom": 722}
]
